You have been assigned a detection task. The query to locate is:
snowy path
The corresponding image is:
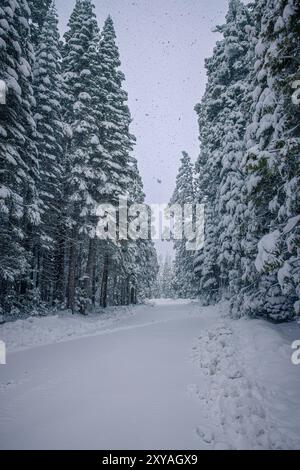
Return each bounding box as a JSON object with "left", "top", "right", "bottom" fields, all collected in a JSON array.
[{"left": 0, "top": 300, "right": 300, "bottom": 450}]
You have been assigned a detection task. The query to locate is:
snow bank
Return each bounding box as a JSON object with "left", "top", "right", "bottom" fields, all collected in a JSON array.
[
  {"left": 191, "top": 309, "right": 300, "bottom": 449},
  {"left": 0, "top": 306, "right": 138, "bottom": 353}
]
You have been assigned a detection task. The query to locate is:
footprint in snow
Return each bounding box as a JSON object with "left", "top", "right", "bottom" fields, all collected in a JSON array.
[
  {"left": 227, "top": 367, "right": 243, "bottom": 380},
  {"left": 196, "top": 426, "right": 215, "bottom": 444}
]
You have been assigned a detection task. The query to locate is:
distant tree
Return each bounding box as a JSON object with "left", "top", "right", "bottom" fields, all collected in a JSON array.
[
  {"left": 158, "top": 256, "right": 175, "bottom": 299},
  {"left": 170, "top": 151, "right": 198, "bottom": 298}
]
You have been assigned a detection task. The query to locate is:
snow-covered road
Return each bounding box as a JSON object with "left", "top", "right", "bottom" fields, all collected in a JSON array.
[{"left": 0, "top": 300, "right": 300, "bottom": 450}]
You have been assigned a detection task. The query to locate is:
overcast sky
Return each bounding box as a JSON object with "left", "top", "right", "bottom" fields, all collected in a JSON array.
[{"left": 55, "top": 0, "right": 229, "bottom": 258}]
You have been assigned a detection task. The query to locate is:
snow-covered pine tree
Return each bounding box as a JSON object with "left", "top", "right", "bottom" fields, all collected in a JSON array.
[
  {"left": 136, "top": 240, "right": 159, "bottom": 301},
  {"left": 158, "top": 256, "right": 175, "bottom": 299},
  {"left": 97, "top": 16, "right": 139, "bottom": 308},
  {"left": 0, "top": 0, "right": 41, "bottom": 313},
  {"left": 27, "top": 0, "right": 52, "bottom": 50},
  {"left": 193, "top": 15, "right": 229, "bottom": 304},
  {"left": 62, "top": 0, "right": 105, "bottom": 312},
  {"left": 126, "top": 158, "right": 159, "bottom": 303},
  {"left": 240, "top": 0, "right": 300, "bottom": 320},
  {"left": 100, "top": 134, "right": 158, "bottom": 306},
  {"left": 216, "top": 0, "right": 254, "bottom": 300},
  {"left": 194, "top": 0, "right": 254, "bottom": 305},
  {"left": 33, "top": 2, "right": 64, "bottom": 304},
  {"left": 98, "top": 15, "right": 135, "bottom": 203},
  {"left": 170, "top": 151, "right": 197, "bottom": 298}
]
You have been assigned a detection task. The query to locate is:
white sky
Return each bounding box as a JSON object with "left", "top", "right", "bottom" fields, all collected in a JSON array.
[{"left": 55, "top": 0, "right": 229, "bottom": 257}]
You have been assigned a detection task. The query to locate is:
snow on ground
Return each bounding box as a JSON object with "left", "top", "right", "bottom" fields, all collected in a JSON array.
[
  {"left": 191, "top": 312, "right": 300, "bottom": 449},
  {"left": 0, "top": 305, "right": 141, "bottom": 353},
  {"left": 0, "top": 300, "right": 300, "bottom": 449}
]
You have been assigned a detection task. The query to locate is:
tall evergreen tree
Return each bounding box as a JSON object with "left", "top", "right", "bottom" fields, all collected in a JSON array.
[
  {"left": 98, "top": 15, "right": 136, "bottom": 204},
  {"left": 0, "top": 0, "right": 41, "bottom": 312},
  {"left": 194, "top": 0, "right": 254, "bottom": 304},
  {"left": 127, "top": 160, "right": 159, "bottom": 303},
  {"left": 158, "top": 256, "right": 175, "bottom": 299},
  {"left": 239, "top": 0, "right": 300, "bottom": 320},
  {"left": 216, "top": 0, "right": 255, "bottom": 300},
  {"left": 62, "top": 0, "right": 104, "bottom": 312},
  {"left": 97, "top": 16, "right": 141, "bottom": 309},
  {"left": 27, "top": 0, "right": 52, "bottom": 49},
  {"left": 170, "top": 151, "right": 197, "bottom": 298},
  {"left": 193, "top": 32, "right": 226, "bottom": 303},
  {"left": 33, "top": 2, "right": 64, "bottom": 304}
]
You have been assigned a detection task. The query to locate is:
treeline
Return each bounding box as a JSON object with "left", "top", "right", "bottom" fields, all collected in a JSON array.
[
  {"left": 171, "top": 0, "right": 299, "bottom": 321},
  {"left": 0, "top": 0, "right": 158, "bottom": 316}
]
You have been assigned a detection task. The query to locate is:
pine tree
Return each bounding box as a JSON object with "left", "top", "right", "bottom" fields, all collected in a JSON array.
[
  {"left": 0, "top": 0, "right": 41, "bottom": 312},
  {"left": 193, "top": 34, "right": 226, "bottom": 304},
  {"left": 97, "top": 16, "right": 140, "bottom": 309},
  {"left": 27, "top": 0, "right": 52, "bottom": 49},
  {"left": 98, "top": 15, "right": 136, "bottom": 204},
  {"left": 127, "top": 160, "right": 159, "bottom": 303},
  {"left": 63, "top": 0, "right": 104, "bottom": 236},
  {"left": 240, "top": 0, "right": 300, "bottom": 320},
  {"left": 170, "top": 151, "right": 197, "bottom": 298},
  {"left": 216, "top": 0, "right": 254, "bottom": 299},
  {"left": 158, "top": 256, "right": 175, "bottom": 299},
  {"left": 194, "top": 0, "right": 254, "bottom": 305},
  {"left": 137, "top": 240, "right": 159, "bottom": 300},
  {"left": 33, "top": 2, "right": 64, "bottom": 304},
  {"left": 62, "top": 0, "right": 104, "bottom": 312}
]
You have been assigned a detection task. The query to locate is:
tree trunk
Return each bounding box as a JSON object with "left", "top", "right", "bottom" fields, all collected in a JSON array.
[
  {"left": 126, "top": 278, "right": 130, "bottom": 305},
  {"left": 120, "top": 279, "right": 126, "bottom": 305},
  {"left": 83, "top": 237, "right": 96, "bottom": 312},
  {"left": 92, "top": 250, "right": 97, "bottom": 306},
  {"left": 67, "top": 231, "right": 77, "bottom": 314},
  {"left": 55, "top": 223, "right": 66, "bottom": 305},
  {"left": 130, "top": 286, "right": 137, "bottom": 304},
  {"left": 100, "top": 254, "right": 109, "bottom": 308}
]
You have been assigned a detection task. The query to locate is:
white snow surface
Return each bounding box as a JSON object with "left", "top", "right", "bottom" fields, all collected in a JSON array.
[
  {"left": 1, "top": 305, "right": 140, "bottom": 353},
  {"left": 0, "top": 300, "right": 300, "bottom": 450}
]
